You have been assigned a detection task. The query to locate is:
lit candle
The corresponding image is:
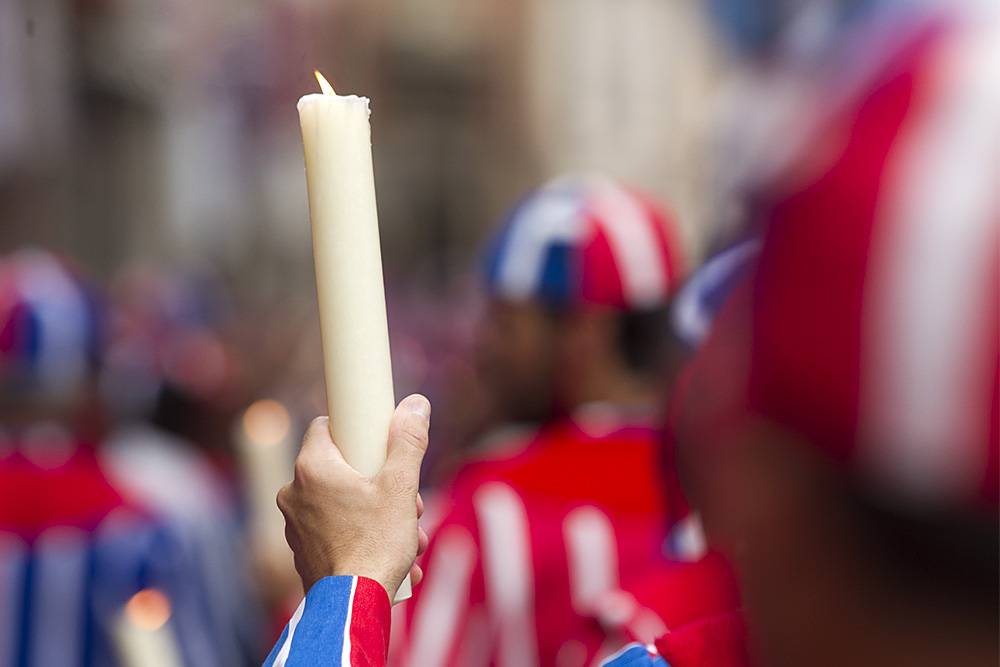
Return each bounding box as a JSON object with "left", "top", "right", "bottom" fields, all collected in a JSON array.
[
  {"left": 298, "top": 71, "right": 409, "bottom": 601},
  {"left": 236, "top": 399, "right": 295, "bottom": 559},
  {"left": 112, "top": 589, "right": 183, "bottom": 667}
]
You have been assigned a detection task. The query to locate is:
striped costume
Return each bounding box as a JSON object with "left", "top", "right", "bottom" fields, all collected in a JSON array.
[
  {"left": 0, "top": 440, "right": 229, "bottom": 666},
  {"left": 0, "top": 250, "right": 256, "bottom": 666},
  {"left": 392, "top": 417, "right": 737, "bottom": 667},
  {"left": 262, "top": 565, "right": 745, "bottom": 667},
  {"left": 264, "top": 576, "right": 390, "bottom": 667}
]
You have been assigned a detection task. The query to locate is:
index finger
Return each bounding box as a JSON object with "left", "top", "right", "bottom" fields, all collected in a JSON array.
[{"left": 297, "top": 415, "right": 349, "bottom": 470}]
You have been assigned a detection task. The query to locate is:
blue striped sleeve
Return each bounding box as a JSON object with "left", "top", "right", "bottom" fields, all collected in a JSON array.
[
  {"left": 266, "top": 576, "right": 386, "bottom": 667},
  {"left": 285, "top": 576, "right": 354, "bottom": 666}
]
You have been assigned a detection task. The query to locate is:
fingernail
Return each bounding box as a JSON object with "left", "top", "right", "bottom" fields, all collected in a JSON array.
[{"left": 407, "top": 395, "right": 431, "bottom": 421}]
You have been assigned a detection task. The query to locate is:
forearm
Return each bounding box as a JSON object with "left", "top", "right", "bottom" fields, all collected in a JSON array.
[{"left": 264, "top": 576, "right": 391, "bottom": 667}]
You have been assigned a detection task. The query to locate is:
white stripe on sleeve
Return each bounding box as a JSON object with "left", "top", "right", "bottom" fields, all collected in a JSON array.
[
  {"left": 341, "top": 576, "right": 358, "bottom": 666},
  {"left": 272, "top": 597, "right": 306, "bottom": 667}
]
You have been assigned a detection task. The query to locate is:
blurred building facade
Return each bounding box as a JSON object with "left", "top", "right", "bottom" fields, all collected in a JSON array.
[
  {"left": 1, "top": 0, "right": 720, "bottom": 271},
  {"left": 0, "top": 0, "right": 723, "bottom": 419}
]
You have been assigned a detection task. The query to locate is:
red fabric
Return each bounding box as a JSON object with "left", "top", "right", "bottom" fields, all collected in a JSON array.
[
  {"left": 351, "top": 576, "right": 392, "bottom": 666},
  {"left": 678, "top": 15, "right": 999, "bottom": 513},
  {"left": 980, "top": 244, "right": 1000, "bottom": 505},
  {"left": 747, "top": 28, "right": 929, "bottom": 462},
  {"left": 624, "top": 551, "right": 741, "bottom": 633},
  {"left": 634, "top": 190, "right": 686, "bottom": 291},
  {"left": 398, "top": 418, "right": 701, "bottom": 666},
  {"left": 654, "top": 610, "right": 750, "bottom": 667},
  {"left": 579, "top": 192, "right": 685, "bottom": 308},
  {"left": 581, "top": 219, "right": 629, "bottom": 309},
  {"left": 0, "top": 443, "right": 140, "bottom": 540}
]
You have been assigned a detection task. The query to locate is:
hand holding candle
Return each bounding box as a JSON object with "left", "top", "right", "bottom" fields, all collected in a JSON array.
[
  {"left": 297, "top": 71, "right": 411, "bottom": 601},
  {"left": 277, "top": 402, "right": 431, "bottom": 601}
]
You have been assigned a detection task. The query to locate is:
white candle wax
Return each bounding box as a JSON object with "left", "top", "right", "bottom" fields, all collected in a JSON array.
[
  {"left": 236, "top": 399, "right": 295, "bottom": 558},
  {"left": 298, "top": 73, "right": 409, "bottom": 601},
  {"left": 112, "top": 589, "right": 183, "bottom": 667}
]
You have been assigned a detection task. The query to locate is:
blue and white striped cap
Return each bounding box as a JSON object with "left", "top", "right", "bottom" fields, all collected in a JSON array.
[
  {"left": 0, "top": 248, "right": 104, "bottom": 402},
  {"left": 485, "top": 176, "right": 686, "bottom": 310}
]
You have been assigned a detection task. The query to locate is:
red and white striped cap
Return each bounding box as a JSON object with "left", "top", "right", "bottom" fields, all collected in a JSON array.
[
  {"left": 484, "top": 175, "right": 686, "bottom": 310},
  {"left": 677, "top": 12, "right": 1000, "bottom": 512}
]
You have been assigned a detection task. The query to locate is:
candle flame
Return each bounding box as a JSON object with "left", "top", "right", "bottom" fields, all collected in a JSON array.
[
  {"left": 125, "top": 589, "right": 172, "bottom": 631},
  {"left": 314, "top": 70, "right": 335, "bottom": 95},
  {"left": 243, "top": 399, "right": 291, "bottom": 447}
]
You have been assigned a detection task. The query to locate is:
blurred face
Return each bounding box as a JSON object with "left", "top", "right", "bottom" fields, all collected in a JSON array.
[{"left": 475, "top": 299, "right": 558, "bottom": 423}]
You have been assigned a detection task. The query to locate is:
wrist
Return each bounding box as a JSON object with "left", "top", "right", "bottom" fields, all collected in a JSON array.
[
  {"left": 306, "top": 573, "right": 391, "bottom": 605},
  {"left": 319, "top": 564, "right": 401, "bottom": 602}
]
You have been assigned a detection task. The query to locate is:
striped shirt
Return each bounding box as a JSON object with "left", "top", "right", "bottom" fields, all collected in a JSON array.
[{"left": 264, "top": 576, "right": 390, "bottom": 667}]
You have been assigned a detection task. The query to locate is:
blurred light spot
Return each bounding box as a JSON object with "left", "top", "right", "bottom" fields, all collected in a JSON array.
[
  {"left": 243, "top": 399, "right": 291, "bottom": 447},
  {"left": 125, "top": 589, "right": 172, "bottom": 631}
]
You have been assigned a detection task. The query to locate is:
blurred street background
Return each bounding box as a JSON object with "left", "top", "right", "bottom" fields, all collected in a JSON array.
[
  {"left": 0, "top": 0, "right": 725, "bottom": 476},
  {"left": 0, "top": 0, "right": 727, "bottom": 662},
  {"left": 3, "top": 0, "right": 996, "bottom": 665}
]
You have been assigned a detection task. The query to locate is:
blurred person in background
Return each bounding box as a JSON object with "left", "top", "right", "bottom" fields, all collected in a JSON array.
[
  {"left": 389, "top": 174, "right": 737, "bottom": 667},
  {"left": 652, "top": 0, "right": 1000, "bottom": 665},
  {"left": 0, "top": 248, "right": 235, "bottom": 665},
  {"left": 99, "top": 264, "right": 263, "bottom": 664}
]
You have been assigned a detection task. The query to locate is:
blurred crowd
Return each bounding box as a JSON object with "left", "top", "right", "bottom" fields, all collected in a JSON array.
[{"left": 1, "top": 0, "right": 998, "bottom": 666}]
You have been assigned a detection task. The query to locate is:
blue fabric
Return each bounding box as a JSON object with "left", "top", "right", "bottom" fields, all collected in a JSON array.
[
  {"left": 536, "top": 242, "right": 574, "bottom": 306},
  {"left": 266, "top": 576, "right": 356, "bottom": 667},
  {"left": 484, "top": 193, "right": 532, "bottom": 293},
  {"left": 1, "top": 517, "right": 224, "bottom": 666},
  {"left": 286, "top": 576, "right": 353, "bottom": 667},
  {"left": 484, "top": 181, "right": 586, "bottom": 307},
  {"left": 601, "top": 643, "right": 671, "bottom": 667},
  {"left": 23, "top": 307, "right": 40, "bottom": 368},
  {"left": 671, "top": 237, "right": 761, "bottom": 348},
  {"left": 705, "top": 0, "right": 787, "bottom": 55},
  {"left": 704, "top": 0, "right": 895, "bottom": 56},
  {"left": 698, "top": 241, "right": 758, "bottom": 317}
]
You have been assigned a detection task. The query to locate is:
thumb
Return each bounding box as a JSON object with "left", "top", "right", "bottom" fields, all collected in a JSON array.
[{"left": 378, "top": 394, "right": 431, "bottom": 493}]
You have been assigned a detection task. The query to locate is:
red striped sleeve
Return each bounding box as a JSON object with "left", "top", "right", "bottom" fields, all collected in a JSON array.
[{"left": 349, "top": 576, "right": 391, "bottom": 665}]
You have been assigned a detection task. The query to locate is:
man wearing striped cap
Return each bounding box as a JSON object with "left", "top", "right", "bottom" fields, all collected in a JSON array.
[
  {"left": 0, "top": 249, "right": 242, "bottom": 666},
  {"left": 385, "top": 174, "right": 741, "bottom": 667},
  {"left": 268, "top": 178, "right": 737, "bottom": 667}
]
